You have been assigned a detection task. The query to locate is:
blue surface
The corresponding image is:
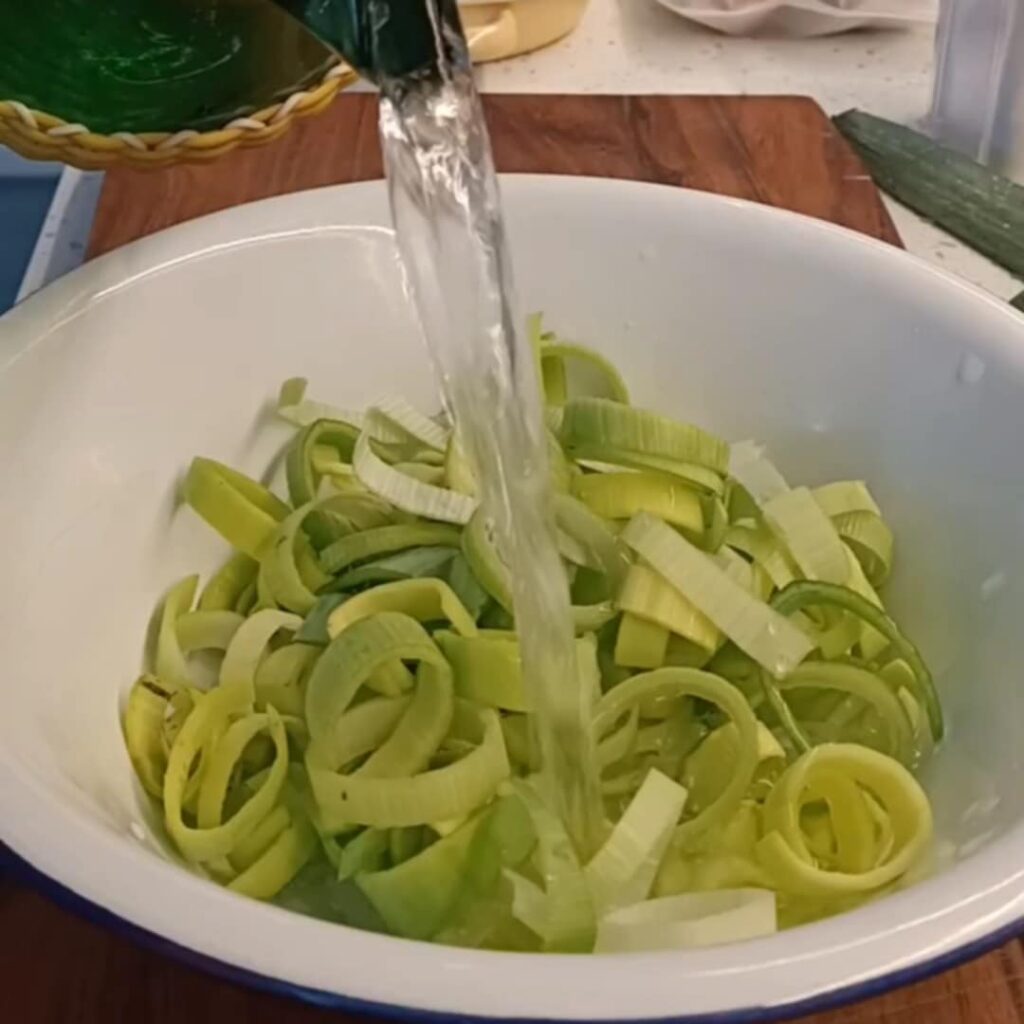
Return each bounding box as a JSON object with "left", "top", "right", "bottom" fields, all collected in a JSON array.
[{"left": 0, "top": 153, "right": 59, "bottom": 312}]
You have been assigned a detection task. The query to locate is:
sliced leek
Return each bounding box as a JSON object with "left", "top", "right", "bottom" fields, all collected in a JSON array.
[
  {"left": 762, "top": 487, "right": 850, "bottom": 586},
  {"left": 155, "top": 575, "right": 199, "bottom": 690},
  {"left": 561, "top": 398, "right": 729, "bottom": 474},
  {"left": 326, "top": 578, "right": 478, "bottom": 639},
  {"left": 277, "top": 378, "right": 364, "bottom": 430},
  {"left": 585, "top": 768, "right": 688, "bottom": 913},
  {"left": 617, "top": 564, "right": 720, "bottom": 653},
  {"left": 573, "top": 471, "right": 703, "bottom": 535},
  {"left": 183, "top": 458, "right": 289, "bottom": 559},
  {"left": 538, "top": 343, "right": 630, "bottom": 406},
  {"left": 304, "top": 612, "right": 446, "bottom": 755},
  {"left": 757, "top": 744, "right": 932, "bottom": 896},
  {"left": 622, "top": 513, "right": 813, "bottom": 677},
  {"left": 308, "top": 707, "right": 509, "bottom": 830},
  {"left": 354, "top": 430, "right": 476, "bottom": 525},
  {"left": 125, "top": 321, "right": 941, "bottom": 953},
  {"left": 729, "top": 441, "right": 789, "bottom": 505},
  {"left": 436, "top": 630, "right": 527, "bottom": 711},
  {"left": 772, "top": 581, "right": 943, "bottom": 742},
  {"left": 595, "top": 889, "right": 777, "bottom": 952},
  {"left": 595, "top": 669, "right": 761, "bottom": 847},
  {"left": 320, "top": 523, "right": 462, "bottom": 575}
]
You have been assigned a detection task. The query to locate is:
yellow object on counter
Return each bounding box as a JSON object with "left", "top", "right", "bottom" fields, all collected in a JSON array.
[{"left": 461, "top": 0, "right": 588, "bottom": 62}]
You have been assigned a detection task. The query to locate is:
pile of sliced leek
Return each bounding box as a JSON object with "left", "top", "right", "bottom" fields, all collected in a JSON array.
[{"left": 123, "top": 317, "right": 941, "bottom": 952}]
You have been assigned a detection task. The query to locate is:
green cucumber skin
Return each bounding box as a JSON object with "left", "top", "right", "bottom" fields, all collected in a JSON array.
[{"left": 834, "top": 110, "right": 1024, "bottom": 280}]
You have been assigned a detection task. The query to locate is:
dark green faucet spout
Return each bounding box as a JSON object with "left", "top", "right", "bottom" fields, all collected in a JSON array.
[{"left": 271, "top": 0, "right": 465, "bottom": 83}]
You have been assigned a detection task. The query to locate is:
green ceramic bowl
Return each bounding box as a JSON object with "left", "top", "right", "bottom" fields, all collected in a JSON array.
[{"left": 0, "top": 0, "right": 335, "bottom": 135}]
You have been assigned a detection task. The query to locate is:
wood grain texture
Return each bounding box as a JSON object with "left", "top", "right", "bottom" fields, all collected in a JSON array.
[
  {"left": 5, "top": 92, "right": 1001, "bottom": 1024},
  {"left": 89, "top": 94, "right": 899, "bottom": 256}
]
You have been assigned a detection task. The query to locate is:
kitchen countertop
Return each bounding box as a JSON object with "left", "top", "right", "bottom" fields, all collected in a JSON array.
[{"left": 475, "top": 0, "right": 1021, "bottom": 302}]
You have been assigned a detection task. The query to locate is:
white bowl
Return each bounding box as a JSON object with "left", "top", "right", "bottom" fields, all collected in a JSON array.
[{"left": 2, "top": 176, "right": 1024, "bottom": 1021}]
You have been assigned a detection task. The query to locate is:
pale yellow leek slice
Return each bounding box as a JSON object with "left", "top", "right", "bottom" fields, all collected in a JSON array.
[
  {"left": 228, "top": 815, "right": 318, "bottom": 900},
  {"left": 219, "top": 609, "right": 302, "bottom": 700},
  {"left": 561, "top": 398, "right": 729, "bottom": 474},
  {"left": 254, "top": 643, "right": 319, "bottom": 718},
  {"left": 573, "top": 471, "right": 703, "bottom": 535},
  {"left": 762, "top": 487, "right": 850, "bottom": 586},
  {"left": 198, "top": 553, "right": 258, "bottom": 612},
  {"left": 614, "top": 613, "right": 670, "bottom": 669},
  {"left": 833, "top": 511, "right": 894, "bottom": 588},
  {"left": 811, "top": 481, "right": 881, "bottom": 518},
  {"left": 354, "top": 429, "right": 476, "bottom": 525},
  {"left": 436, "top": 629, "right": 526, "bottom": 711},
  {"left": 326, "top": 696, "right": 412, "bottom": 772},
  {"left": 683, "top": 721, "right": 784, "bottom": 814},
  {"left": 326, "top": 578, "right": 478, "bottom": 639},
  {"left": 621, "top": 514, "right": 813, "bottom": 677},
  {"left": 617, "top": 564, "right": 720, "bottom": 652},
  {"left": 506, "top": 779, "right": 595, "bottom": 952},
  {"left": 586, "top": 768, "right": 688, "bottom": 914},
  {"left": 776, "top": 662, "right": 915, "bottom": 766},
  {"left": 164, "top": 690, "right": 288, "bottom": 863},
  {"left": 357, "top": 663, "right": 454, "bottom": 778},
  {"left": 123, "top": 674, "right": 176, "bottom": 798},
  {"left": 539, "top": 343, "right": 630, "bottom": 406},
  {"left": 176, "top": 610, "right": 243, "bottom": 653},
  {"left": 305, "top": 612, "right": 444, "bottom": 751},
  {"left": 724, "top": 523, "right": 800, "bottom": 591},
  {"left": 155, "top": 575, "right": 199, "bottom": 690},
  {"left": 183, "top": 458, "right": 289, "bottom": 559},
  {"left": 277, "top": 377, "right": 364, "bottom": 430},
  {"left": 594, "top": 668, "right": 760, "bottom": 847},
  {"left": 229, "top": 804, "right": 291, "bottom": 874},
  {"left": 372, "top": 396, "right": 451, "bottom": 453},
  {"left": 308, "top": 706, "right": 509, "bottom": 830},
  {"left": 757, "top": 743, "right": 932, "bottom": 896}
]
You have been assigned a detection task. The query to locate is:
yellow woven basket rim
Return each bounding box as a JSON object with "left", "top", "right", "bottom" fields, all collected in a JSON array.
[{"left": 0, "top": 61, "right": 359, "bottom": 170}]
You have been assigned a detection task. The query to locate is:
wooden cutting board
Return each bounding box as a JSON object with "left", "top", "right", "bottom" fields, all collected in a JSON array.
[
  {"left": 3, "top": 94, "right": 1015, "bottom": 1024},
  {"left": 88, "top": 94, "right": 900, "bottom": 254}
]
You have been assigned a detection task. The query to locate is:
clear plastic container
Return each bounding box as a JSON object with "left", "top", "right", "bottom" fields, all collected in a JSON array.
[{"left": 929, "top": 0, "right": 1024, "bottom": 180}]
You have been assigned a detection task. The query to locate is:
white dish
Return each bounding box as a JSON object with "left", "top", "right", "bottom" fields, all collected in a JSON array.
[
  {"left": 653, "top": 0, "right": 935, "bottom": 37},
  {"left": 2, "top": 176, "right": 1024, "bottom": 1020}
]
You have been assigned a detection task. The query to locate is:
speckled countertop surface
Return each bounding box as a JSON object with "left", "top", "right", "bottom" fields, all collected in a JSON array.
[{"left": 476, "top": 0, "right": 1021, "bottom": 302}]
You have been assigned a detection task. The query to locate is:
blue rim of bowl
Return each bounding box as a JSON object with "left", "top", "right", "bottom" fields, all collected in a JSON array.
[{"left": 3, "top": 842, "right": 1023, "bottom": 1023}]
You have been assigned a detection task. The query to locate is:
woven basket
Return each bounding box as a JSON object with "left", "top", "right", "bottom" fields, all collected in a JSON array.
[
  {"left": 0, "top": 0, "right": 585, "bottom": 171},
  {"left": 0, "top": 61, "right": 358, "bottom": 171}
]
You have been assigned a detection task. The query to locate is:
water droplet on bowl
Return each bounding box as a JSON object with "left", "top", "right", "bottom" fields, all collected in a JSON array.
[
  {"left": 957, "top": 829, "right": 997, "bottom": 859},
  {"left": 980, "top": 571, "right": 1007, "bottom": 601},
  {"left": 957, "top": 353, "right": 986, "bottom": 385}
]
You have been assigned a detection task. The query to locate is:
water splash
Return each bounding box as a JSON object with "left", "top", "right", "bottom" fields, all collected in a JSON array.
[{"left": 376, "top": 31, "right": 601, "bottom": 852}]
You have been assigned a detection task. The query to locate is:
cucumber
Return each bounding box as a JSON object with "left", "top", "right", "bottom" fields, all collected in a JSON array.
[
  {"left": 1012, "top": 292, "right": 1024, "bottom": 313},
  {"left": 834, "top": 110, "right": 1024, "bottom": 280}
]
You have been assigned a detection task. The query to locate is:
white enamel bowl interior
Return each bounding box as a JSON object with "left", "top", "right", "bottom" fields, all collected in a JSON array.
[{"left": 2, "top": 177, "right": 1024, "bottom": 1021}]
